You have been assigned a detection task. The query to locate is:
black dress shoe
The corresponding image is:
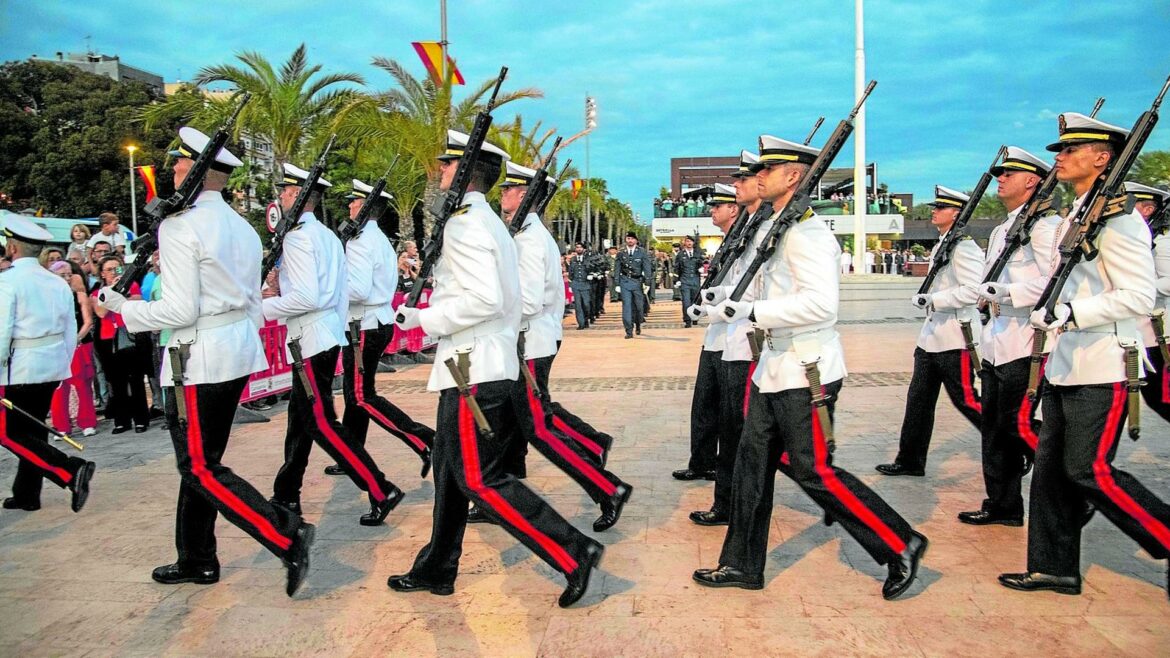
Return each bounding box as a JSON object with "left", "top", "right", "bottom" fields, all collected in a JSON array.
[
  {"left": 269, "top": 498, "right": 302, "bottom": 515},
  {"left": 635, "top": 325, "right": 642, "bottom": 335},
  {"left": 420, "top": 450, "right": 432, "bottom": 479},
  {"left": 883, "top": 531, "right": 928, "bottom": 600},
  {"left": 283, "top": 523, "right": 315, "bottom": 597},
  {"left": 69, "top": 461, "right": 96, "bottom": 513},
  {"left": 957, "top": 509, "right": 1023, "bottom": 527},
  {"left": 559, "top": 541, "right": 604, "bottom": 608},
  {"left": 671, "top": 468, "right": 712, "bottom": 481},
  {"left": 997, "top": 571, "right": 1081, "bottom": 595},
  {"left": 577, "top": 325, "right": 588, "bottom": 331},
  {"left": 388, "top": 573, "right": 455, "bottom": 595},
  {"left": 323, "top": 464, "right": 346, "bottom": 476},
  {"left": 593, "top": 483, "right": 633, "bottom": 532},
  {"left": 624, "top": 334, "right": 632, "bottom": 339},
  {"left": 152, "top": 561, "right": 220, "bottom": 585},
  {"left": 360, "top": 486, "right": 404, "bottom": 526},
  {"left": 875, "top": 462, "right": 925, "bottom": 477},
  {"left": 2, "top": 497, "right": 40, "bottom": 511},
  {"left": 692, "top": 565, "right": 763, "bottom": 590},
  {"left": 111, "top": 425, "right": 131, "bottom": 435},
  {"left": 689, "top": 509, "right": 729, "bottom": 526},
  {"left": 134, "top": 423, "right": 149, "bottom": 433},
  {"left": 467, "top": 505, "right": 496, "bottom": 524}
]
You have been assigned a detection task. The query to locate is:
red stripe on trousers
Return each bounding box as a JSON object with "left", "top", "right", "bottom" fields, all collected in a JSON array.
[
  {"left": 1016, "top": 356, "right": 1044, "bottom": 452},
  {"left": 960, "top": 351, "right": 983, "bottom": 414},
  {"left": 1162, "top": 357, "right": 1170, "bottom": 404},
  {"left": 524, "top": 362, "right": 616, "bottom": 495},
  {"left": 456, "top": 389, "right": 578, "bottom": 573},
  {"left": 183, "top": 385, "right": 292, "bottom": 551},
  {"left": 353, "top": 330, "right": 427, "bottom": 452},
  {"left": 809, "top": 391, "right": 907, "bottom": 554},
  {"left": 0, "top": 385, "right": 73, "bottom": 484},
  {"left": 744, "top": 362, "right": 756, "bottom": 419},
  {"left": 551, "top": 415, "right": 603, "bottom": 457},
  {"left": 303, "top": 361, "right": 386, "bottom": 501},
  {"left": 1092, "top": 383, "right": 1170, "bottom": 552}
]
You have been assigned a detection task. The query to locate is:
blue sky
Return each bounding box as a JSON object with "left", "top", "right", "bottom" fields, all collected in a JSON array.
[{"left": 3, "top": 1, "right": 1169, "bottom": 222}]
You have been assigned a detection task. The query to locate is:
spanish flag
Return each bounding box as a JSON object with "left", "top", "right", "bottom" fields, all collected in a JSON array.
[
  {"left": 137, "top": 165, "right": 157, "bottom": 203},
  {"left": 412, "top": 41, "right": 465, "bottom": 85},
  {"left": 571, "top": 179, "right": 584, "bottom": 200}
]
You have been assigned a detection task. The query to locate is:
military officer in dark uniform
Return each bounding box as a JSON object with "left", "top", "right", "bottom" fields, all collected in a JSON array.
[
  {"left": 675, "top": 234, "right": 706, "bottom": 328},
  {"left": 616, "top": 232, "right": 653, "bottom": 339},
  {"left": 567, "top": 242, "right": 592, "bottom": 330},
  {"left": 644, "top": 248, "right": 657, "bottom": 308},
  {"left": 587, "top": 248, "right": 607, "bottom": 320},
  {"left": 667, "top": 245, "right": 682, "bottom": 301},
  {"left": 605, "top": 246, "right": 620, "bottom": 302}
]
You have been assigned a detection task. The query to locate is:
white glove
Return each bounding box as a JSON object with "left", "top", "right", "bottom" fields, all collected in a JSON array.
[
  {"left": 395, "top": 306, "right": 422, "bottom": 331},
  {"left": 703, "top": 287, "right": 727, "bottom": 305},
  {"left": 97, "top": 287, "right": 127, "bottom": 313},
  {"left": 910, "top": 294, "right": 931, "bottom": 310},
  {"left": 980, "top": 282, "right": 1010, "bottom": 302},
  {"left": 1030, "top": 304, "right": 1071, "bottom": 331},
  {"left": 673, "top": 282, "right": 681, "bottom": 288},
  {"left": 686, "top": 304, "right": 706, "bottom": 321},
  {"left": 722, "top": 299, "right": 753, "bottom": 321}
]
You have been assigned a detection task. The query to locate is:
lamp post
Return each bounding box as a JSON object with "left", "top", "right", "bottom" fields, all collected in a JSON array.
[
  {"left": 126, "top": 144, "right": 138, "bottom": 236},
  {"left": 584, "top": 95, "right": 597, "bottom": 247},
  {"left": 852, "top": 0, "right": 867, "bottom": 275}
]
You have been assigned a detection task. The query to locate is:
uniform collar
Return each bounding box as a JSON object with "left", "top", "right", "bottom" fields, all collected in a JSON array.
[
  {"left": 10, "top": 257, "right": 39, "bottom": 269},
  {"left": 299, "top": 211, "right": 319, "bottom": 225},
  {"left": 195, "top": 190, "right": 223, "bottom": 205},
  {"left": 463, "top": 190, "right": 487, "bottom": 205}
]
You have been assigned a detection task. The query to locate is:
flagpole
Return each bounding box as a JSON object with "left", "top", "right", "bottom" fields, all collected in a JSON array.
[
  {"left": 852, "top": 0, "right": 867, "bottom": 276},
  {"left": 439, "top": 0, "right": 448, "bottom": 83}
]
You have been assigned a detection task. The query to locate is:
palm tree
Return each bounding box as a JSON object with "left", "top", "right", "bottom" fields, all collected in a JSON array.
[
  {"left": 142, "top": 44, "right": 366, "bottom": 175},
  {"left": 337, "top": 57, "right": 542, "bottom": 237}
]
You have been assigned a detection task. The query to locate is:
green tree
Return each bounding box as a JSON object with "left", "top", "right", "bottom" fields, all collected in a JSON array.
[
  {"left": 0, "top": 60, "right": 175, "bottom": 218},
  {"left": 1132, "top": 150, "right": 1170, "bottom": 186},
  {"left": 973, "top": 192, "right": 1006, "bottom": 221}
]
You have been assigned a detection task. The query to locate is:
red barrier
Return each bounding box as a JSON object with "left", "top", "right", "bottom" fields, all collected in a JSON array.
[{"left": 241, "top": 296, "right": 438, "bottom": 404}]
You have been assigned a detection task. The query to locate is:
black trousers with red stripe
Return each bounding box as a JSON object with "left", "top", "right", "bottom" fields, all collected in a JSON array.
[
  {"left": 721, "top": 381, "right": 914, "bottom": 574},
  {"left": 712, "top": 360, "right": 752, "bottom": 514},
  {"left": 408, "top": 379, "right": 595, "bottom": 584},
  {"left": 534, "top": 346, "right": 613, "bottom": 464},
  {"left": 1139, "top": 347, "right": 1170, "bottom": 423},
  {"left": 689, "top": 349, "right": 725, "bottom": 472},
  {"left": 1028, "top": 382, "right": 1170, "bottom": 577},
  {"left": 273, "top": 346, "right": 397, "bottom": 505},
  {"left": 978, "top": 357, "right": 1041, "bottom": 517},
  {"left": 341, "top": 323, "right": 435, "bottom": 458},
  {"left": 166, "top": 377, "right": 301, "bottom": 565},
  {"left": 1, "top": 382, "right": 85, "bottom": 503},
  {"left": 512, "top": 364, "right": 623, "bottom": 505},
  {"left": 894, "top": 347, "right": 982, "bottom": 470}
]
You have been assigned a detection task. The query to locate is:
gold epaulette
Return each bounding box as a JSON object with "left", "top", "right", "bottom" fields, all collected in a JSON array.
[
  {"left": 452, "top": 204, "right": 471, "bottom": 217},
  {"left": 1101, "top": 194, "right": 1130, "bottom": 219},
  {"left": 800, "top": 208, "right": 815, "bottom": 222}
]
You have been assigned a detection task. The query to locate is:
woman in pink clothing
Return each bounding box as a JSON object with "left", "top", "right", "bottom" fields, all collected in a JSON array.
[{"left": 48, "top": 260, "right": 98, "bottom": 436}]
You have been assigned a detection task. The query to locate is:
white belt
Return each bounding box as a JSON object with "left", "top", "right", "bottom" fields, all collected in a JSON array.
[
  {"left": 450, "top": 318, "right": 512, "bottom": 348},
  {"left": 286, "top": 309, "right": 333, "bottom": 340},
  {"left": 172, "top": 309, "right": 251, "bottom": 344},
  {"left": 995, "top": 305, "right": 1031, "bottom": 318},
  {"left": 765, "top": 327, "right": 835, "bottom": 352},
  {"left": 348, "top": 302, "right": 387, "bottom": 322},
  {"left": 11, "top": 332, "right": 64, "bottom": 349}
]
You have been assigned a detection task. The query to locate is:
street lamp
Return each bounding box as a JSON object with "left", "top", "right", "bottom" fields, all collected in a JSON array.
[
  {"left": 584, "top": 95, "right": 597, "bottom": 246},
  {"left": 126, "top": 144, "right": 138, "bottom": 236}
]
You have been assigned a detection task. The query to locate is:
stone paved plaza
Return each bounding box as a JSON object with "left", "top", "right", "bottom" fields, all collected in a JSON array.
[{"left": 2, "top": 278, "right": 1169, "bottom": 656}]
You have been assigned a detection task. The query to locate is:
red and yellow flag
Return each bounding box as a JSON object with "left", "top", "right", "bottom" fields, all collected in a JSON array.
[
  {"left": 571, "top": 179, "right": 583, "bottom": 200},
  {"left": 412, "top": 41, "right": 465, "bottom": 85},
  {"left": 137, "top": 165, "right": 157, "bottom": 203}
]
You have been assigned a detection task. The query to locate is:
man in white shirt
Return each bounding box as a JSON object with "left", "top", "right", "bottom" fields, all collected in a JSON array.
[
  {"left": 389, "top": 130, "right": 603, "bottom": 608},
  {"left": 877, "top": 186, "right": 984, "bottom": 477},
  {"left": 98, "top": 128, "right": 312, "bottom": 594},
  {"left": 331, "top": 179, "right": 435, "bottom": 480},
  {"left": 1128, "top": 182, "right": 1170, "bottom": 422},
  {"left": 85, "top": 212, "right": 127, "bottom": 257},
  {"left": 1, "top": 214, "right": 95, "bottom": 514},
  {"left": 264, "top": 163, "right": 403, "bottom": 528},
  {"left": 1000, "top": 112, "right": 1170, "bottom": 599}
]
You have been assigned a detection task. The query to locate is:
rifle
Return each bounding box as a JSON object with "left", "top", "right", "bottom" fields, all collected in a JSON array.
[
  {"left": 1026, "top": 75, "right": 1170, "bottom": 442},
  {"left": 723, "top": 81, "right": 877, "bottom": 317},
  {"left": 398, "top": 66, "right": 508, "bottom": 316},
  {"left": 702, "top": 117, "right": 826, "bottom": 301},
  {"left": 535, "top": 158, "right": 571, "bottom": 218},
  {"left": 260, "top": 134, "right": 337, "bottom": 283},
  {"left": 114, "top": 92, "right": 252, "bottom": 295},
  {"left": 916, "top": 145, "right": 1008, "bottom": 297},
  {"left": 508, "top": 136, "right": 564, "bottom": 237},
  {"left": 983, "top": 98, "right": 1106, "bottom": 285},
  {"left": 338, "top": 155, "right": 399, "bottom": 244}
]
